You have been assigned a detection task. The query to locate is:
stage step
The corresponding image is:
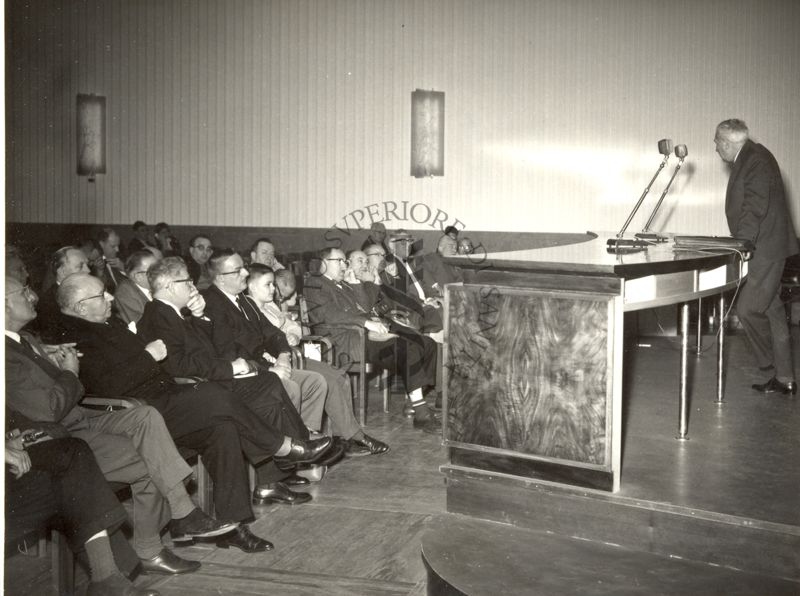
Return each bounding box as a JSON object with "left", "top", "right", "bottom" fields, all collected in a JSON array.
[
  {"left": 442, "top": 465, "right": 800, "bottom": 583},
  {"left": 422, "top": 514, "right": 800, "bottom": 596}
]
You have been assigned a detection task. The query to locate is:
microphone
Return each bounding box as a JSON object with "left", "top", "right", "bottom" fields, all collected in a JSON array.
[
  {"left": 607, "top": 139, "right": 673, "bottom": 253},
  {"left": 637, "top": 145, "right": 689, "bottom": 241}
]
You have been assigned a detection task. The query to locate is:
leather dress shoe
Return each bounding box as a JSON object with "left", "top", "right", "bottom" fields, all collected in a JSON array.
[
  {"left": 168, "top": 508, "right": 237, "bottom": 543},
  {"left": 274, "top": 436, "right": 333, "bottom": 470},
  {"left": 413, "top": 415, "right": 441, "bottom": 435},
  {"left": 752, "top": 377, "right": 797, "bottom": 395},
  {"left": 215, "top": 524, "right": 274, "bottom": 553},
  {"left": 309, "top": 438, "right": 346, "bottom": 467},
  {"left": 252, "top": 482, "right": 312, "bottom": 505},
  {"left": 139, "top": 548, "right": 200, "bottom": 575},
  {"left": 346, "top": 434, "right": 390, "bottom": 456},
  {"left": 283, "top": 472, "right": 310, "bottom": 486},
  {"left": 87, "top": 573, "right": 160, "bottom": 596}
]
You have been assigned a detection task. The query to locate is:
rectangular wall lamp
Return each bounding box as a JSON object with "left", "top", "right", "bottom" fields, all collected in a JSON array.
[{"left": 410, "top": 89, "right": 444, "bottom": 178}]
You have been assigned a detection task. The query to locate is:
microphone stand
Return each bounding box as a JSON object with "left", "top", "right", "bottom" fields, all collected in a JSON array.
[
  {"left": 606, "top": 152, "right": 670, "bottom": 254},
  {"left": 636, "top": 149, "right": 687, "bottom": 242}
]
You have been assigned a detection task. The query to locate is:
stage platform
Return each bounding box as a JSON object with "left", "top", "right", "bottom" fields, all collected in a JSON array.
[{"left": 425, "top": 329, "right": 800, "bottom": 594}]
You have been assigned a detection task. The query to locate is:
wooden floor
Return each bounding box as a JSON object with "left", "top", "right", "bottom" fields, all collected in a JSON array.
[
  {"left": 4, "top": 384, "right": 448, "bottom": 596},
  {"left": 4, "top": 325, "right": 799, "bottom": 595}
]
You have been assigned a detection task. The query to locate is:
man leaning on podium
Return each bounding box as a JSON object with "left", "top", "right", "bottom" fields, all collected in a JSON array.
[{"left": 714, "top": 118, "right": 798, "bottom": 395}]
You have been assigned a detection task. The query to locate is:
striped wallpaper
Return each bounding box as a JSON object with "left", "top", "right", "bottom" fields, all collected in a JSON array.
[{"left": 6, "top": 0, "right": 800, "bottom": 236}]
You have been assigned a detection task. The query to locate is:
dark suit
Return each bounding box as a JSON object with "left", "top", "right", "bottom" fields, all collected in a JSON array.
[
  {"left": 203, "top": 285, "right": 359, "bottom": 438},
  {"left": 56, "top": 313, "right": 290, "bottom": 522},
  {"left": 136, "top": 299, "right": 307, "bottom": 440},
  {"left": 100, "top": 260, "right": 126, "bottom": 293},
  {"left": 725, "top": 139, "right": 799, "bottom": 380},
  {"left": 304, "top": 274, "right": 437, "bottom": 392},
  {"left": 5, "top": 332, "right": 179, "bottom": 558},
  {"left": 113, "top": 277, "right": 151, "bottom": 326}
]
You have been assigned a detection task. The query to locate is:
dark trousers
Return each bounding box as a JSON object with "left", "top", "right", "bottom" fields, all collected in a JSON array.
[
  {"left": 737, "top": 258, "right": 795, "bottom": 381},
  {"left": 367, "top": 329, "right": 437, "bottom": 392},
  {"left": 5, "top": 438, "right": 138, "bottom": 574},
  {"left": 227, "top": 372, "right": 309, "bottom": 486},
  {"left": 148, "top": 381, "right": 290, "bottom": 522}
]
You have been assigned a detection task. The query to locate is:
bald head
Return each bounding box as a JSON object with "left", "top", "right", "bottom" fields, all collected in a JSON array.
[{"left": 57, "top": 273, "right": 113, "bottom": 323}]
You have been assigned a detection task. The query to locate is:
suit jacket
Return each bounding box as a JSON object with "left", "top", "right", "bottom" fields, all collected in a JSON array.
[
  {"left": 137, "top": 298, "right": 237, "bottom": 381},
  {"left": 5, "top": 333, "right": 87, "bottom": 431},
  {"left": 100, "top": 260, "right": 127, "bottom": 293},
  {"left": 304, "top": 274, "right": 373, "bottom": 361},
  {"left": 114, "top": 277, "right": 151, "bottom": 325},
  {"left": 57, "top": 313, "right": 173, "bottom": 401},
  {"left": 201, "top": 284, "right": 290, "bottom": 361},
  {"left": 416, "top": 251, "right": 463, "bottom": 296},
  {"left": 185, "top": 257, "right": 213, "bottom": 291},
  {"left": 725, "top": 139, "right": 799, "bottom": 265}
]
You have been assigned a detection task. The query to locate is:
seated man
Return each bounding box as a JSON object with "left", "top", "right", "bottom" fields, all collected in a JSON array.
[
  {"left": 5, "top": 417, "right": 158, "bottom": 596},
  {"left": 30, "top": 246, "right": 91, "bottom": 342},
  {"left": 97, "top": 228, "right": 127, "bottom": 292},
  {"left": 5, "top": 276, "right": 228, "bottom": 574},
  {"left": 55, "top": 274, "right": 332, "bottom": 546},
  {"left": 154, "top": 222, "right": 181, "bottom": 258},
  {"left": 199, "top": 251, "right": 326, "bottom": 436},
  {"left": 416, "top": 233, "right": 465, "bottom": 297},
  {"left": 358, "top": 247, "right": 443, "bottom": 338},
  {"left": 185, "top": 234, "right": 214, "bottom": 290},
  {"left": 244, "top": 263, "right": 389, "bottom": 455},
  {"left": 136, "top": 258, "right": 336, "bottom": 504},
  {"left": 304, "top": 248, "right": 440, "bottom": 434},
  {"left": 128, "top": 220, "right": 156, "bottom": 254},
  {"left": 250, "top": 237, "right": 286, "bottom": 271},
  {"left": 360, "top": 221, "right": 390, "bottom": 253},
  {"left": 115, "top": 250, "right": 159, "bottom": 327}
]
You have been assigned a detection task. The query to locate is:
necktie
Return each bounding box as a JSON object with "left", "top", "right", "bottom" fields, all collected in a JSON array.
[{"left": 236, "top": 295, "right": 252, "bottom": 321}]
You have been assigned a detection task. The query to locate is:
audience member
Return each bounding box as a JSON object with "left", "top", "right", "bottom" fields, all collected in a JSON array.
[
  {"left": 31, "top": 246, "right": 91, "bottom": 340},
  {"left": 415, "top": 234, "right": 464, "bottom": 298},
  {"left": 6, "top": 276, "right": 228, "bottom": 574},
  {"left": 137, "top": 257, "right": 337, "bottom": 505},
  {"left": 250, "top": 238, "right": 285, "bottom": 271},
  {"left": 6, "top": 245, "right": 29, "bottom": 285},
  {"left": 79, "top": 238, "right": 106, "bottom": 279},
  {"left": 361, "top": 221, "right": 389, "bottom": 252},
  {"left": 97, "top": 228, "right": 126, "bottom": 292},
  {"left": 457, "top": 237, "right": 475, "bottom": 255},
  {"left": 186, "top": 234, "right": 214, "bottom": 290},
  {"left": 251, "top": 267, "right": 303, "bottom": 346},
  {"left": 56, "top": 273, "right": 329, "bottom": 549},
  {"left": 5, "top": 419, "right": 159, "bottom": 596},
  {"left": 114, "top": 250, "right": 159, "bottom": 327},
  {"left": 305, "top": 248, "right": 440, "bottom": 433},
  {"left": 128, "top": 221, "right": 156, "bottom": 254},
  {"left": 243, "top": 263, "right": 390, "bottom": 455},
  {"left": 154, "top": 222, "right": 180, "bottom": 257}
]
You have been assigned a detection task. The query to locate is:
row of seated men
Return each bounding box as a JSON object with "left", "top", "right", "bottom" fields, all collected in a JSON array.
[{"left": 4, "top": 222, "right": 462, "bottom": 595}]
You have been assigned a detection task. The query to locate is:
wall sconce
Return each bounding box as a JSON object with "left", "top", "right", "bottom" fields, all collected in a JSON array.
[
  {"left": 77, "top": 93, "right": 106, "bottom": 182},
  {"left": 410, "top": 89, "right": 444, "bottom": 178}
]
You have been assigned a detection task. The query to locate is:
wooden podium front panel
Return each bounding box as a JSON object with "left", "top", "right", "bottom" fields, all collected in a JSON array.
[{"left": 444, "top": 284, "right": 621, "bottom": 491}]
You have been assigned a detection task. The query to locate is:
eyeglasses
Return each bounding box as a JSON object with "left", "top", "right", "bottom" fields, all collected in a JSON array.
[
  {"left": 192, "top": 245, "right": 213, "bottom": 252},
  {"left": 171, "top": 277, "right": 195, "bottom": 285},
  {"left": 365, "top": 252, "right": 385, "bottom": 257},
  {"left": 217, "top": 267, "right": 247, "bottom": 276},
  {"left": 75, "top": 291, "right": 107, "bottom": 305},
  {"left": 6, "top": 285, "right": 35, "bottom": 300},
  {"left": 324, "top": 258, "right": 348, "bottom": 264}
]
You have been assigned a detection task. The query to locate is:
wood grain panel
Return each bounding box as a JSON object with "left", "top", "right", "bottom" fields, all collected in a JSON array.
[{"left": 445, "top": 285, "right": 612, "bottom": 466}]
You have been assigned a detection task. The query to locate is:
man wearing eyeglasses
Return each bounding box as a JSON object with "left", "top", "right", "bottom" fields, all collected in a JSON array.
[
  {"left": 305, "top": 248, "right": 440, "bottom": 434},
  {"left": 6, "top": 275, "right": 235, "bottom": 575},
  {"left": 186, "top": 234, "right": 214, "bottom": 290},
  {"left": 32, "top": 245, "right": 92, "bottom": 342},
  {"left": 138, "top": 256, "right": 339, "bottom": 506},
  {"left": 56, "top": 271, "right": 333, "bottom": 552},
  {"left": 114, "top": 250, "right": 160, "bottom": 327}
]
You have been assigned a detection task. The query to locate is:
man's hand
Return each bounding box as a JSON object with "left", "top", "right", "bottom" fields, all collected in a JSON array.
[
  {"left": 186, "top": 292, "right": 206, "bottom": 318},
  {"left": 105, "top": 257, "right": 123, "bottom": 269},
  {"left": 344, "top": 268, "right": 358, "bottom": 284},
  {"left": 285, "top": 332, "right": 301, "bottom": 347},
  {"left": 384, "top": 262, "right": 398, "bottom": 277},
  {"left": 145, "top": 339, "right": 168, "bottom": 361},
  {"left": 231, "top": 357, "right": 253, "bottom": 376},
  {"left": 43, "top": 343, "right": 81, "bottom": 373},
  {"left": 365, "top": 319, "right": 390, "bottom": 334},
  {"left": 5, "top": 431, "right": 31, "bottom": 479}
]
